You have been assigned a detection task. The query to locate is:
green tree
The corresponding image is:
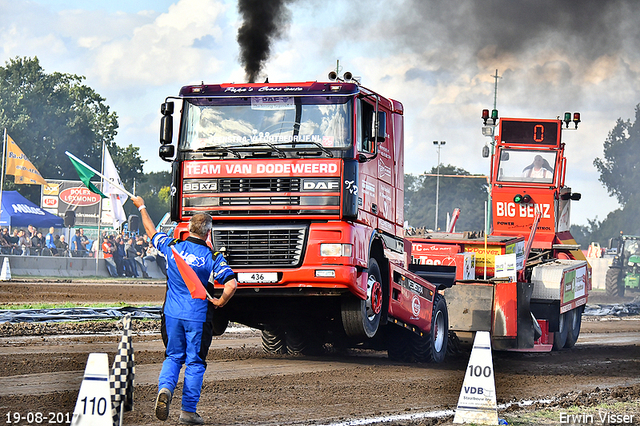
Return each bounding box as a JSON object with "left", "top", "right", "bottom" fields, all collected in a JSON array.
[
  {"left": 404, "top": 165, "right": 488, "bottom": 231},
  {"left": 0, "top": 56, "right": 143, "bottom": 202},
  {"left": 587, "top": 104, "right": 640, "bottom": 244},
  {"left": 593, "top": 104, "right": 640, "bottom": 205}
]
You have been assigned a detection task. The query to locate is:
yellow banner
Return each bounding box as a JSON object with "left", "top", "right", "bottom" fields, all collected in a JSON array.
[{"left": 5, "top": 134, "right": 47, "bottom": 185}]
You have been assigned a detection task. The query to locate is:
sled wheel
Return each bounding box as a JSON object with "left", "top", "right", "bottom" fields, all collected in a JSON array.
[
  {"left": 564, "top": 307, "right": 583, "bottom": 348},
  {"left": 552, "top": 311, "right": 569, "bottom": 350}
]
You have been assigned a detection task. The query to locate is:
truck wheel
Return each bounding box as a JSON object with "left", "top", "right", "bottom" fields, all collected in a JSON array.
[
  {"left": 286, "top": 327, "right": 324, "bottom": 356},
  {"left": 387, "top": 327, "right": 412, "bottom": 362},
  {"left": 408, "top": 294, "right": 448, "bottom": 363},
  {"left": 552, "top": 312, "right": 569, "bottom": 350},
  {"left": 564, "top": 307, "right": 583, "bottom": 348},
  {"left": 211, "top": 313, "right": 229, "bottom": 336},
  {"left": 262, "top": 326, "right": 287, "bottom": 354},
  {"left": 426, "top": 294, "right": 448, "bottom": 363},
  {"left": 341, "top": 258, "right": 383, "bottom": 339},
  {"left": 605, "top": 268, "right": 622, "bottom": 297}
]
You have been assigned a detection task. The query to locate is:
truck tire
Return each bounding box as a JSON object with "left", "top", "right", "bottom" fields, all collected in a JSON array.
[
  {"left": 605, "top": 268, "right": 623, "bottom": 298},
  {"left": 552, "top": 311, "right": 569, "bottom": 350},
  {"left": 211, "top": 313, "right": 229, "bottom": 336},
  {"left": 387, "top": 327, "right": 412, "bottom": 362},
  {"left": 408, "top": 294, "right": 448, "bottom": 363},
  {"left": 286, "top": 327, "right": 324, "bottom": 356},
  {"left": 262, "top": 326, "right": 287, "bottom": 354},
  {"left": 564, "top": 307, "right": 583, "bottom": 348},
  {"left": 341, "top": 258, "right": 384, "bottom": 339},
  {"left": 418, "top": 293, "right": 448, "bottom": 363}
]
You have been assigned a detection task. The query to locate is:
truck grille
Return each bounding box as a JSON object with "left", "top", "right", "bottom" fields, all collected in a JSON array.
[
  {"left": 212, "top": 224, "right": 308, "bottom": 268},
  {"left": 219, "top": 196, "right": 300, "bottom": 206},
  {"left": 219, "top": 178, "right": 301, "bottom": 192}
]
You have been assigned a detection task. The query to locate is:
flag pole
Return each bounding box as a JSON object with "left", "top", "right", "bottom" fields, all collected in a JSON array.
[
  {"left": 95, "top": 143, "right": 105, "bottom": 276},
  {"left": 65, "top": 151, "right": 135, "bottom": 198},
  {"left": 0, "top": 129, "right": 7, "bottom": 222}
]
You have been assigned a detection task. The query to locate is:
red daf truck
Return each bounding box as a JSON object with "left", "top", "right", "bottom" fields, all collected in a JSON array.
[
  {"left": 158, "top": 77, "right": 450, "bottom": 362},
  {"left": 406, "top": 113, "right": 590, "bottom": 351}
]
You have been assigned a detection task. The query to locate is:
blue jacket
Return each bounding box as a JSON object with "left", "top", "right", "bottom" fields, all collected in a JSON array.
[
  {"left": 45, "top": 233, "right": 55, "bottom": 249},
  {"left": 152, "top": 232, "right": 235, "bottom": 322}
]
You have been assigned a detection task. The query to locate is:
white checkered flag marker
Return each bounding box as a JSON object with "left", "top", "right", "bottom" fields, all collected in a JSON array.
[{"left": 109, "top": 314, "right": 135, "bottom": 426}]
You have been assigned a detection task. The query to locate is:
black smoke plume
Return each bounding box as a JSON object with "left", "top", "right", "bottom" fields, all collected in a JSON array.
[{"left": 237, "top": 0, "right": 294, "bottom": 83}]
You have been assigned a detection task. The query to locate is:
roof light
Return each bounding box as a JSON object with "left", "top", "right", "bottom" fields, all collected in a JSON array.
[{"left": 482, "top": 109, "right": 490, "bottom": 125}]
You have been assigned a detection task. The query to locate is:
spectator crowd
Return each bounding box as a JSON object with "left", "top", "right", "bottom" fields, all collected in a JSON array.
[{"left": 0, "top": 225, "right": 166, "bottom": 278}]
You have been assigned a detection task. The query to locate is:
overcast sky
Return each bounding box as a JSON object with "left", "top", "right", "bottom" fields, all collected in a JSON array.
[{"left": 2, "top": 0, "right": 640, "bottom": 227}]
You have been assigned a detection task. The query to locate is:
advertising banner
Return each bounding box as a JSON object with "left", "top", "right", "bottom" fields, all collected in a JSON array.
[{"left": 41, "top": 180, "right": 118, "bottom": 228}]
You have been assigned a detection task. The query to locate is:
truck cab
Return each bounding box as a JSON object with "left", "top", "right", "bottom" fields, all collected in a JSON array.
[{"left": 158, "top": 78, "right": 448, "bottom": 362}]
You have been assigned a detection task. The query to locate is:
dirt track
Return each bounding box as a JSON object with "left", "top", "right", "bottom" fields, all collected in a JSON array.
[{"left": 0, "top": 281, "right": 639, "bottom": 425}]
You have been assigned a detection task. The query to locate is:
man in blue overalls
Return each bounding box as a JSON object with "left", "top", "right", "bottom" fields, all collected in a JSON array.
[{"left": 132, "top": 196, "right": 237, "bottom": 425}]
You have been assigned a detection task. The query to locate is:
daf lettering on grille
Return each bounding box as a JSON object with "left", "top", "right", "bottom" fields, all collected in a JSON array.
[{"left": 302, "top": 179, "right": 340, "bottom": 191}]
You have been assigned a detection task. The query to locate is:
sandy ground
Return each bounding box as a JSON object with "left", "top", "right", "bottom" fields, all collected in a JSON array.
[{"left": 0, "top": 280, "right": 638, "bottom": 425}]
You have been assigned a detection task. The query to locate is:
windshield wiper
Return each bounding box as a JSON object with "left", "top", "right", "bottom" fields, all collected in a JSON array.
[
  {"left": 278, "top": 141, "right": 334, "bottom": 158},
  {"left": 196, "top": 145, "right": 241, "bottom": 158},
  {"left": 240, "top": 142, "right": 286, "bottom": 158},
  {"left": 261, "top": 142, "right": 286, "bottom": 158}
]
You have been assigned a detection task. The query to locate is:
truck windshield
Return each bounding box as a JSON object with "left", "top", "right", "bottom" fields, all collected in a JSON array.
[
  {"left": 496, "top": 149, "right": 557, "bottom": 184},
  {"left": 179, "top": 96, "right": 353, "bottom": 152}
]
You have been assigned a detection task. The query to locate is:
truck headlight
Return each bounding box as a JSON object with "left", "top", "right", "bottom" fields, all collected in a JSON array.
[{"left": 320, "top": 243, "right": 353, "bottom": 257}]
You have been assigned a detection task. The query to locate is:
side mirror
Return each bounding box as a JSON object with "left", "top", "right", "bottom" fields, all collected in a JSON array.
[
  {"left": 161, "top": 101, "right": 174, "bottom": 116},
  {"left": 160, "top": 114, "right": 173, "bottom": 145},
  {"left": 159, "top": 144, "right": 175, "bottom": 161}
]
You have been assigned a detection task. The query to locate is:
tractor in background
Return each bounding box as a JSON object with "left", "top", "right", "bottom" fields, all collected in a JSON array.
[{"left": 605, "top": 234, "right": 640, "bottom": 297}]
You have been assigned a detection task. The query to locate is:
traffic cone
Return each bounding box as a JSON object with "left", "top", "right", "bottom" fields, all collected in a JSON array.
[
  {"left": 70, "top": 353, "right": 113, "bottom": 426},
  {"left": 453, "top": 331, "right": 499, "bottom": 425},
  {"left": 0, "top": 258, "right": 11, "bottom": 281}
]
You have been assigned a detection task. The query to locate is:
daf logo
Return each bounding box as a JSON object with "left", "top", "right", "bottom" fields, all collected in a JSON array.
[{"left": 302, "top": 180, "right": 340, "bottom": 191}]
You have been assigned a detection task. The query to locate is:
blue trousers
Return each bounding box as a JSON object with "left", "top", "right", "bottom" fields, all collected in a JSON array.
[{"left": 159, "top": 315, "right": 212, "bottom": 412}]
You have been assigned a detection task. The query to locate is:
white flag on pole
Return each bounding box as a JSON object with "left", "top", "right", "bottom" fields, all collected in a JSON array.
[{"left": 103, "top": 148, "right": 128, "bottom": 229}]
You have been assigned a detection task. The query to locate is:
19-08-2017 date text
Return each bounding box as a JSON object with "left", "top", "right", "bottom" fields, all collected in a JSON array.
[{"left": 5, "top": 412, "right": 71, "bottom": 424}]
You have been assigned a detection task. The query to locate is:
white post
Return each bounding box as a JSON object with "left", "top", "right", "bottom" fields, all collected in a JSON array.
[
  {"left": 0, "top": 129, "right": 7, "bottom": 221},
  {"left": 433, "top": 141, "right": 446, "bottom": 231},
  {"left": 95, "top": 143, "right": 104, "bottom": 276}
]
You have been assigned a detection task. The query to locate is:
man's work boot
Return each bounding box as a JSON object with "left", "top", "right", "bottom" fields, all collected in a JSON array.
[
  {"left": 179, "top": 410, "right": 204, "bottom": 425},
  {"left": 155, "top": 387, "right": 172, "bottom": 421}
]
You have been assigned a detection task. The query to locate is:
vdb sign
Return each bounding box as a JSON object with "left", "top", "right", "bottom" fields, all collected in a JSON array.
[{"left": 59, "top": 187, "right": 101, "bottom": 206}]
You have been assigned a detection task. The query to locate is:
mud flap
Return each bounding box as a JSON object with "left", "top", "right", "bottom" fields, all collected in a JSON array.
[{"left": 516, "top": 281, "right": 535, "bottom": 349}]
